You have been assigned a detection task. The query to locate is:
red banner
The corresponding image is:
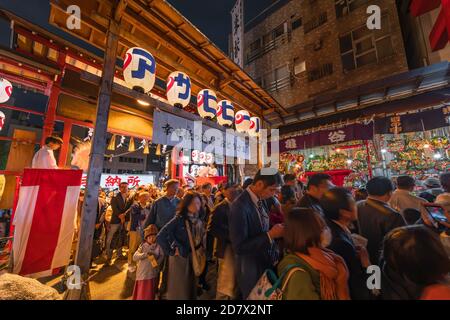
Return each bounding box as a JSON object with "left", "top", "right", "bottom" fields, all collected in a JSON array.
[
  {"left": 279, "top": 123, "right": 373, "bottom": 152},
  {"left": 12, "top": 169, "right": 82, "bottom": 278},
  {"left": 410, "top": 0, "right": 450, "bottom": 51}
]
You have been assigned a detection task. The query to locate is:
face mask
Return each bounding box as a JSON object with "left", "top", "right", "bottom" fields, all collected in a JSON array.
[{"left": 320, "top": 227, "right": 332, "bottom": 248}]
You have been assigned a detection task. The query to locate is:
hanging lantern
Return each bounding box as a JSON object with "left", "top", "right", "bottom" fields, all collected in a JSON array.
[
  {"left": 143, "top": 141, "right": 149, "bottom": 154},
  {"left": 249, "top": 116, "right": 261, "bottom": 137},
  {"left": 107, "top": 134, "right": 117, "bottom": 151},
  {"left": 197, "top": 89, "right": 217, "bottom": 119},
  {"left": 190, "top": 164, "right": 199, "bottom": 175},
  {"left": 128, "top": 137, "right": 135, "bottom": 152},
  {"left": 199, "top": 151, "right": 206, "bottom": 164},
  {"left": 205, "top": 153, "right": 214, "bottom": 164},
  {"left": 235, "top": 110, "right": 251, "bottom": 133},
  {"left": 216, "top": 100, "right": 235, "bottom": 127},
  {"left": 123, "top": 47, "right": 156, "bottom": 93},
  {"left": 155, "top": 144, "right": 161, "bottom": 156},
  {"left": 0, "top": 78, "right": 12, "bottom": 103},
  {"left": 167, "top": 71, "right": 191, "bottom": 108},
  {"left": 0, "top": 111, "right": 5, "bottom": 131},
  {"left": 192, "top": 149, "right": 200, "bottom": 163}
]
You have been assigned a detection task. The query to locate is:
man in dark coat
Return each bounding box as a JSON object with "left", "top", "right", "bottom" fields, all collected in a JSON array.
[
  {"left": 357, "top": 177, "right": 406, "bottom": 265},
  {"left": 105, "top": 182, "right": 133, "bottom": 264},
  {"left": 229, "top": 169, "right": 284, "bottom": 299},
  {"left": 144, "top": 179, "right": 180, "bottom": 230},
  {"left": 209, "top": 184, "right": 242, "bottom": 299},
  {"left": 297, "top": 173, "right": 333, "bottom": 216}
]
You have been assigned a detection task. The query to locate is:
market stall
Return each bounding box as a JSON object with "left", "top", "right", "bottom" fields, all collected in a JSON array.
[
  {"left": 375, "top": 108, "right": 450, "bottom": 183},
  {"left": 279, "top": 122, "right": 377, "bottom": 187},
  {"left": 278, "top": 107, "right": 450, "bottom": 188}
]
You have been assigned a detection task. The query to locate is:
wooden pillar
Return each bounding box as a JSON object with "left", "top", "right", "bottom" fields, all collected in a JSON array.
[
  {"left": 41, "top": 52, "right": 66, "bottom": 146},
  {"left": 58, "top": 120, "right": 72, "bottom": 167},
  {"left": 364, "top": 140, "right": 373, "bottom": 179},
  {"left": 67, "top": 20, "right": 119, "bottom": 300},
  {"left": 170, "top": 147, "right": 178, "bottom": 179},
  {"left": 178, "top": 150, "right": 183, "bottom": 180}
]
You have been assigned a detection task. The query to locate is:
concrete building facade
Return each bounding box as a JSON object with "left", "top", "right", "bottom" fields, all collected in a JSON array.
[{"left": 244, "top": 0, "right": 410, "bottom": 114}]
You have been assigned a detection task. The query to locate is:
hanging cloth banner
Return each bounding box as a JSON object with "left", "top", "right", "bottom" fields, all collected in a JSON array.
[
  {"left": 231, "top": 0, "right": 244, "bottom": 67},
  {"left": 374, "top": 107, "right": 449, "bottom": 134},
  {"left": 152, "top": 110, "right": 249, "bottom": 160},
  {"left": 12, "top": 169, "right": 82, "bottom": 278},
  {"left": 279, "top": 123, "right": 374, "bottom": 152}
]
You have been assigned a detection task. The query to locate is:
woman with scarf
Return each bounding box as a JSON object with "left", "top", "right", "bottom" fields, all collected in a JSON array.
[
  {"left": 277, "top": 208, "right": 351, "bottom": 300},
  {"left": 157, "top": 191, "right": 206, "bottom": 300}
]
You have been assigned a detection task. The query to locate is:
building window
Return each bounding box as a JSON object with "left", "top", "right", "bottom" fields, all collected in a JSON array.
[
  {"left": 294, "top": 58, "right": 306, "bottom": 75},
  {"left": 339, "top": 15, "right": 393, "bottom": 72},
  {"left": 118, "top": 156, "right": 144, "bottom": 164},
  {"left": 260, "top": 64, "right": 292, "bottom": 93},
  {"left": 248, "top": 39, "right": 261, "bottom": 56},
  {"left": 246, "top": 22, "right": 289, "bottom": 64},
  {"left": 291, "top": 18, "right": 302, "bottom": 31},
  {"left": 304, "top": 12, "right": 327, "bottom": 34},
  {"left": 307, "top": 63, "right": 333, "bottom": 82},
  {"left": 335, "top": 0, "right": 369, "bottom": 18}
]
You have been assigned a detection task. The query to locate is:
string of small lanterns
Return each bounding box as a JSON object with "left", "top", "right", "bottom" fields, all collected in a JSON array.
[{"left": 122, "top": 47, "right": 261, "bottom": 137}]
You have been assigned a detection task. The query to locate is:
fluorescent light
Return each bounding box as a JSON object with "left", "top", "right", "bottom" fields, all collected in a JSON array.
[
  {"left": 137, "top": 99, "right": 150, "bottom": 106},
  {"left": 433, "top": 153, "right": 442, "bottom": 159},
  {"left": 381, "top": 149, "right": 387, "bottom": 153},
  {"left": 346, "top": 159, "right": 353, "bottom": 164}
]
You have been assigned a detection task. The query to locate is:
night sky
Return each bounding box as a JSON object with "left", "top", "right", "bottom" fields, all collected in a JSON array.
[
  {"left": 165, "top": 0, "right": 277, "bottom": 52},
  {"left": 0, "top": 0, "right": 277, "bottom": 53}
]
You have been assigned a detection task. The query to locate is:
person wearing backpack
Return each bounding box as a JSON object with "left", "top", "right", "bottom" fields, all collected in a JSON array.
[{"left": 278, "top": 208, "right": 350, "bottom": 300}]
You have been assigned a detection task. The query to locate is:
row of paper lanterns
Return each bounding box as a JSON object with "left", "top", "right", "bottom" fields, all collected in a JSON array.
[
  {"left": 123, "top": 47, "right": 261, "bottom": 137},
  {"left": 0, "top": 77, "right": 13, "bottom": 132},
  {"left": 191, "top": 150, "right": 214, "bottom": 164}
]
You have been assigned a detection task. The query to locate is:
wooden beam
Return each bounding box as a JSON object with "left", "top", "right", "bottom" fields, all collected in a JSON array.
[
  {"left": 51, "top": 0, "right": 281, "bottom": 116},
  {"left": 114, "top": 0, "right": 128, "bottom": 22},
  {"left": 79, "top": 71, "right": 230, "bottom": 133},
  {"left": 127, "top": 1, "right": 279, "bottom": 112},
  {"left": 263, "top": 108, "right": 276, "bottom": 116},
  {"left": 67, "top": 19, "right": 120, "bottom": 300}
]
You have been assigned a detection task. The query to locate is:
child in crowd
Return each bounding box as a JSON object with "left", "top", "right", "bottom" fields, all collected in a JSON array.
[{"left": 132, "top": 225, "right": 164, "bottom": 300}]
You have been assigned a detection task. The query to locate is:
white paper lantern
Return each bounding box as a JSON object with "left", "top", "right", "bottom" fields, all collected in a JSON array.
[
  {"left": 167, "top": 71, "right": 191, "bottom": 108},
  {"left": 190, "top": 165, "right": 199, "bottom": 175},
  {"left": 235, "top": 110, "right": 251, "bottom": 133},
  {"left": 0, "top": 111, "right": 5, "bottom": 131},
  {"left": 199, "top": 151, "right": 206, "bottom": 164},
  {"left": 123, "top": 47, "right": 156, "bottom": 93},
  {"left": 191, "top": 149, "right": 200, "bottom": 163},
  {"left": 205, "top": 153, "right": 214, "bottom": 165},
  {"left": 216, "top": 100, "right": 235, "bottom": 127},
  {"left": 197, "top": 89, "right": 217, "bottom": 119},
  {"left": 0, "top": 78, "right": 12, "bottom": 103},
  {"left": 249, "top": 116, "right": 261, "bottom": 137}
]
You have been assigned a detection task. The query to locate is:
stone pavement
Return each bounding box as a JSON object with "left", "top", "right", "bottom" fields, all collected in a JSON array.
[{"left": 39, "top": 253, "right": 218, "bottom": 300}]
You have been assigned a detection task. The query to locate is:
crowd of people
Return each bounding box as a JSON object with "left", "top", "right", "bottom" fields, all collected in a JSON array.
[{"left": 79, "top": 170, "right": 450, "bottom": 300}]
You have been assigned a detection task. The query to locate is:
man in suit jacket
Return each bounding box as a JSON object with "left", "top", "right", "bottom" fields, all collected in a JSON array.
[
  {"left": 297, "top": 173, "right": 334, "bottom": 216},
  {"left": 229, "top": 169, "right": 285, "bottom": 299},
  {"left": 210, "top": 184, "right": 242, "bottom": 299},
  {"left": 320, "top": 187, "right": 372, "bottom": 300},
  {"left": 105, "top": 182, "right": 133, "bottom": 264},
  {"left": 357, "top": 177, "right": 406, "bottom": 265}
]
